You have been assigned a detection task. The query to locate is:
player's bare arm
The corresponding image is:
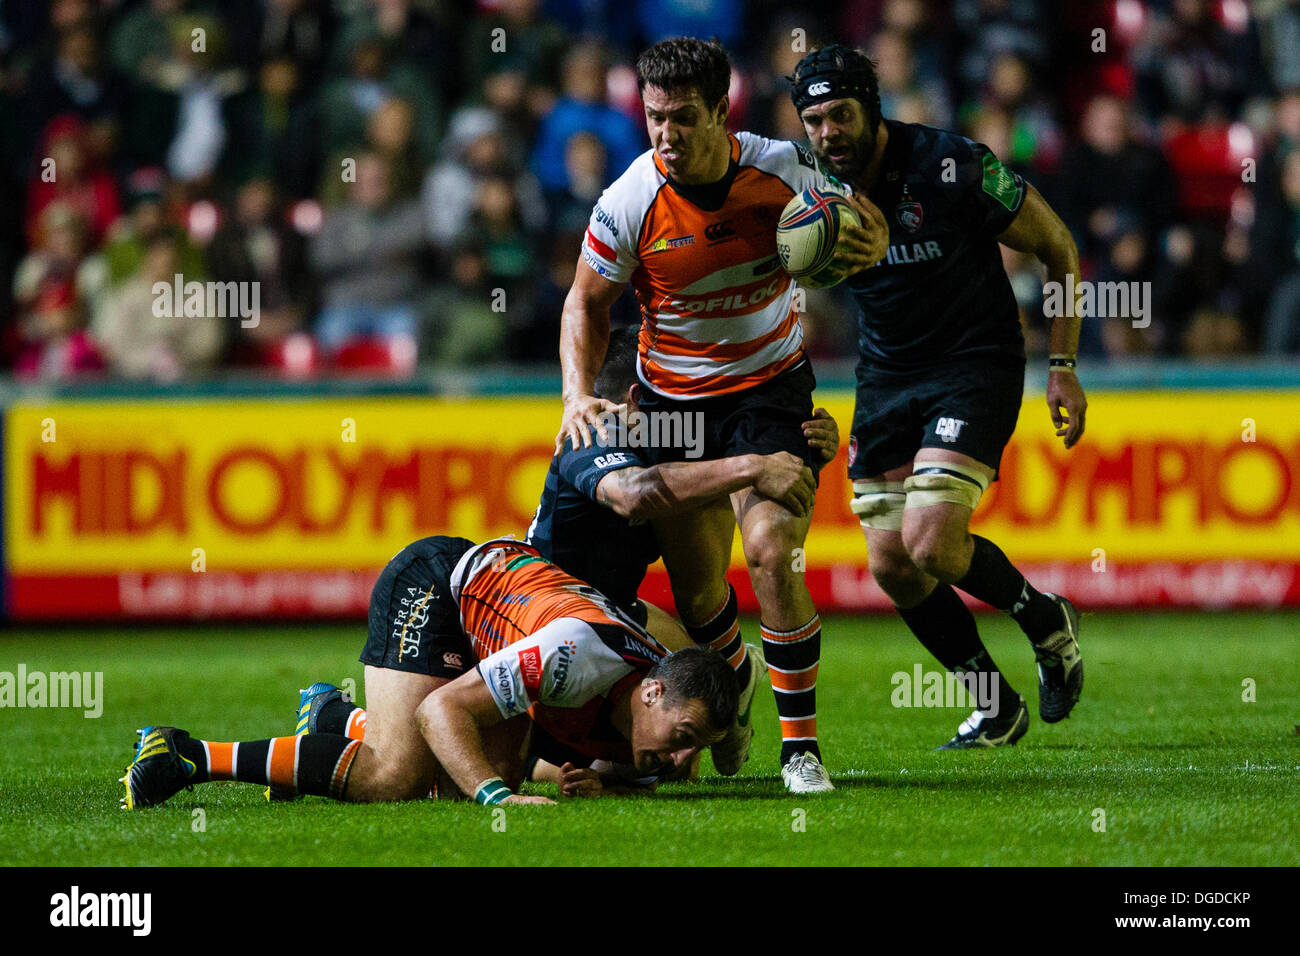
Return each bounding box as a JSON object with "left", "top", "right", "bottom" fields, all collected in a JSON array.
[
  {"left": 558, "top": 262, "right": 627, "bottom": 451},
  {"left": 996, "top": 185, "right": 1089, "bottom": 449},
  {"left": 415, "top": 674, "right": 555, "bottom": 806},
  {"left": 595, "top": 452, "right": 816, "bottom": 520}
]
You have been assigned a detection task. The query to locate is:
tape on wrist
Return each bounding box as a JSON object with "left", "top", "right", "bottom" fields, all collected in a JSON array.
[
  {"left": 474, "top": 777, "right": 513, "bottom": 806},
  {"left": 1049, "top": 355, "right": 1077, "bottom": 373}
]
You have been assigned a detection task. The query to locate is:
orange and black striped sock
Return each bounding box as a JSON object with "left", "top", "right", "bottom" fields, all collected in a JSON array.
[
  {"left": 686, "top": 584, "right": 752, "bottom": 686},
  {"left": 315, "top": 697, "right": 366, "bottom": 739},
  {"left": 178, "top": 734, "right": 361, "bottom": 799},
  {"left": 761, "top": 616, "right": 821, "bottom": 765}
]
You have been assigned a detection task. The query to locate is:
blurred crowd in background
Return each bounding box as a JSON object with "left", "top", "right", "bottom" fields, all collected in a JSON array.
[{"left": 0, "top": 0, "right": 1292, "bottom": 382}]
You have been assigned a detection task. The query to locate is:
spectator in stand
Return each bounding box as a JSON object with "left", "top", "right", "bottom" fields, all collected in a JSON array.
[
  {"left": 960, "top": 50, "right": 1062, "bottom": 170},
  {"left": 422, "top": 107, "right": 545, "bottom": 255},
  {"left": 1057, "top": 94, "right": 1177, "bottom": 262},
  {"left": 335, "top": 0, "right": 463, "bottom": 106},
  {"left": 93, "top": 233, "right": 223, "bottom": 380},
  {"left": 530, "top": 42, "right": 643, "bottom": 196},
  {"left": 108, "top": 0, "right": 188, "bottom": 85},
  {"left": 14, "top": 201, "right": 106, "bottom": 323},
  {"left": 1092, "top": 211, "right": 1161, "bottom": 357},
  {"left": 952, "top": 0, "right": 1049, "bottom": 109},
  {"left": 873, "top": 28, "right": 953, "bottom": 129},
  {"left": 221, "top": 55, "right": 319, "bottom": 200},
  {"left": 1151, "top": 222, "right": 1234, "bottom": 352},
  {"left": 309, "top": 151, "right": 427, "bottom": 354},
  {"left": 545, "top": 131, "right": 609, "bottom": 233},
  {"left": 515, "top": 228, "right": 642, "bottom": 362},
  {"left": 151, "top": 14, "right": 248, "bottom": 187},
  {"left": 25, "top": 114, "right": 122, "bottom": 249},
  {"left": 1132, "top": 0, "right": 1264, "bottom": 131},
  {"left": 252, "top": 0, "right": 337, "bottom": 94},
  {"left": 14, "top": 280, "right": 105, "bottom": 382},
  {"left": 318, "top": 30, "right": 443, "bottom": 173},
  {"left": 423, "top": 239, "right": 506, "bottom": 367},
  {"left": 745, "top": 17, "right": 831, "bottom": 141},
  {"left": 463, "top": 0, "right": 567, "bottom": 112},
  {"left": 1259, "top": 149, "right": 1300, "bottom": 354},
  {"left": 1255, "top": 0, "right": 1300, "bottom": 91},
  {"left": 101, "top": 166, "right": 205, "bottom": 289},
  {"left": 207, "top": 175, "right": 310, "bottom": 364},
  {"left": 17, "top": 19, "right": 131, "bottom": 174}
]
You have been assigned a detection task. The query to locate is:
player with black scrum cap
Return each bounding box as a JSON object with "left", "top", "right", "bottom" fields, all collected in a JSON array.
[{"left": 788, "top": 45, "right": 1089, "bottom": 748}]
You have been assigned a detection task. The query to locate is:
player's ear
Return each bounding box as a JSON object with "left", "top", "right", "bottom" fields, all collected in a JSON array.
[
  {"left": 626, "top": 383, "right": 641, "bottom": 407},
  {"left": 640, "top": 679, "right": 663, "bottom": 705},
  {"left": 712, "top": 94, "right": 730, "bottom": 128}
]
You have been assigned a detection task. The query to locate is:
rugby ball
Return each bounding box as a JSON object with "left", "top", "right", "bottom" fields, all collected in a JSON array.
[{"left": 776, "top": 187, "right": 860, "bottom": 288}]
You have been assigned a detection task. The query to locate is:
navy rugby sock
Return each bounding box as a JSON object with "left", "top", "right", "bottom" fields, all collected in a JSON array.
[
  {"left": 955, "top": 536, "right": 1061, "bottom": 643},
  {"left": 895, "top": 583, "right": 1020, "bottom": 716}
]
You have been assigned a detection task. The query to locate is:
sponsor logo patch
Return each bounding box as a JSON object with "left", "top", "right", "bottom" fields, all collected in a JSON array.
[
  {"left": 935, "top": 417, "right": 966, "bottom": 443},
  {"left": 518, "top": 646, "right": 543, "bottom": 693},
  {"left": 649, "top": 234, "right": 695, "bottom": 253},
  {"left": 594, "top": 204, "right": 619, "bottom": 237}
]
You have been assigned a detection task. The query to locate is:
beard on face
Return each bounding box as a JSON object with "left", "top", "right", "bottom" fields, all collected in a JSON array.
[{"left": 819, "top": 119, "right": 878, "bottom": 181}]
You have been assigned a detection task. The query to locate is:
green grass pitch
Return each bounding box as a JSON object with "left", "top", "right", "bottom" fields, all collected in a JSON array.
[{"left": 2, "top": 612, "right": 1297, "bottom": 866}]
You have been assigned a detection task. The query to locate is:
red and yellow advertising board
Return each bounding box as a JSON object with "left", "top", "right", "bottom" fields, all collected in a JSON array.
[{"left": 5, "top": 390, "right": 1299, "bottom": 618}]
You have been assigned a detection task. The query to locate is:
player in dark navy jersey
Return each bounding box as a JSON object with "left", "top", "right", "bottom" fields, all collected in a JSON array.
[
  {"left": 528, "top": 325, "right": 840, "bottom": 773},
  {"left": 790, "top": 45, "right": 1087, "bottom": 749}
]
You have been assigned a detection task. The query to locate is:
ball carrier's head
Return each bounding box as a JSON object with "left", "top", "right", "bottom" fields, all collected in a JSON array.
[
  {"left": 636, "top": 37, "right": 734, "bottom": 185},
  {"left": 790, "top": 44, "right": 883, "bottom": 184}
]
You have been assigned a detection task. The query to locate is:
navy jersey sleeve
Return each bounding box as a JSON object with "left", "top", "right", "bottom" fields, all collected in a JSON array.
[
  {"left": 557, "top": 426, "right": 649, "bottom": 503},
  {"left": 952, "top": 139, "right": 1027, "bottom": 238}
]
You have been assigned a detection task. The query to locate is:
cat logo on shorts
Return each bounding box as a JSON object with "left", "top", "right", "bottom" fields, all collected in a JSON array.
[{"left": 935, "top": 417, "right": 966, "bottom": 443}]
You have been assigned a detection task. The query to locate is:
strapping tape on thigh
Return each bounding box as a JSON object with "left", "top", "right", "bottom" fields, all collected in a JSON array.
[
  {"left": 903, "top": 458, "right": 990, "bottom": 511},
  {"left": 850, "top": 480, "right": 906, "bottom": 530}
]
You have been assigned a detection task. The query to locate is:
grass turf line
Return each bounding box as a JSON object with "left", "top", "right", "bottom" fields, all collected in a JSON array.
[{"left": 0, "top": 612, "right": 1296, "bottom": 866}]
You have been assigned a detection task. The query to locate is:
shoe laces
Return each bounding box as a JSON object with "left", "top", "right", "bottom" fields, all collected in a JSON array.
[{"left": 786, "top": 752, "right": 826, "bottom": 783}]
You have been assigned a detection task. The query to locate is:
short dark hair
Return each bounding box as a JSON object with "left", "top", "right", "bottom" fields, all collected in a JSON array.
[
  {"left": 593, "top": 324, "right": 640, "bottom": 401},
  {"left": 648, "top": 645, "right": 739, "bottom": 734},
  {"left": 636, "top": 37, "right": 732, "bottom": 110}
]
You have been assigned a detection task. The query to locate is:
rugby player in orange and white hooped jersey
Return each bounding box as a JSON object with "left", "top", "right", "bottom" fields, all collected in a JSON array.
[
  {"left": 120, "top": 537, "right": 740, "bottom": 809},
  {"left": 557, "top": 37, "right": 890, "bottom": 793}
]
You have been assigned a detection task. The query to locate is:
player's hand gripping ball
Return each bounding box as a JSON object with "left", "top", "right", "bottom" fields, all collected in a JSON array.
[{"left": 776, "top": 187, "right": 862, "bottom": 288}]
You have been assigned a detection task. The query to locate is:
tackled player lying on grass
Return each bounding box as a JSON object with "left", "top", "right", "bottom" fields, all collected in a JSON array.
[{"left": 122, "top": 537, "right": 739, "bottom": 808}]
